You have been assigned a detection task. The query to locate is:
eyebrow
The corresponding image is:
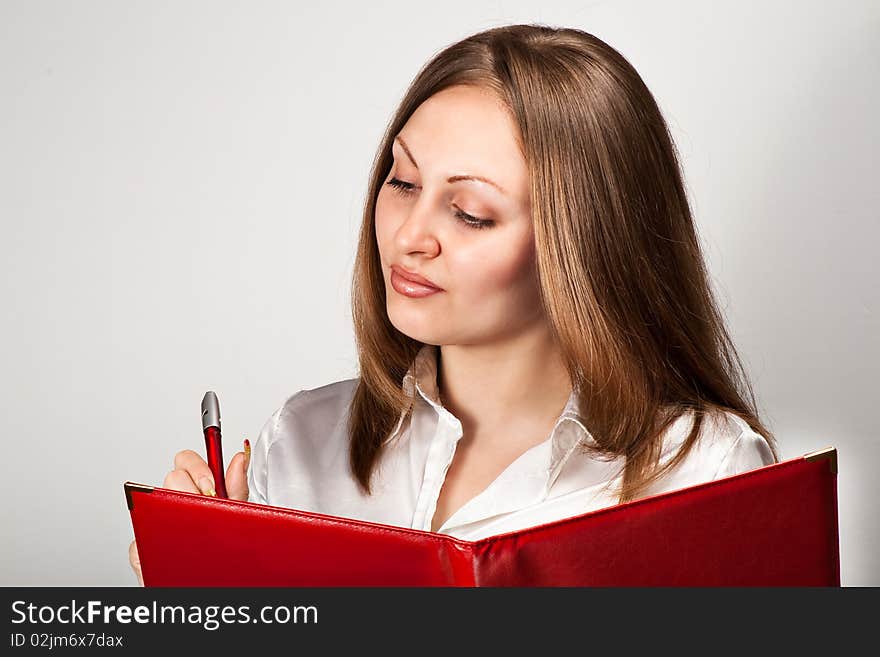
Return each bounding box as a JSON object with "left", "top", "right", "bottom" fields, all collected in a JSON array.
[{"left": 394, "top": 135, "right": 507, "bottom": 196}]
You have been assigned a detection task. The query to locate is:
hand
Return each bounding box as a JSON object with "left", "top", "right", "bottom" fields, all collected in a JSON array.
[{"left": 129, "top": 439, "right": 251, "bottom": 586}]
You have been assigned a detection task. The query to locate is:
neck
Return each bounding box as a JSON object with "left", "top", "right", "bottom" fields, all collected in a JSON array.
[{"left": 437, "top": 325, "right": 572, "bottom": 444}]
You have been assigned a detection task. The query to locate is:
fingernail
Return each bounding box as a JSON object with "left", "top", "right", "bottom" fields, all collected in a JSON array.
[{"left": 197, "top": 476, "right": 216, "bottom": 497}]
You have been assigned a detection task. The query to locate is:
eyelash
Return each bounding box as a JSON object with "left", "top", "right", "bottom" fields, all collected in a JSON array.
[{"left": 385, "top": 177, "right": 495, "bottom": 230}]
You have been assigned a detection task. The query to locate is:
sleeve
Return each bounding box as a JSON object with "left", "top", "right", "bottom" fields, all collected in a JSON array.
[
  {"left": 711, "top": 429, "right": 776, "bottom": 481},
  {"left": 247, "top": 391, "right": 307, "bottom": 505},
  {"left": 247, "top": 400, "right": 292, "bottom": 505}
]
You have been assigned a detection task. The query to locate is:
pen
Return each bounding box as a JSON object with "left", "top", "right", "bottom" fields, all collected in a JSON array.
[{"left": 200, "top": 391, "right": 228, "bottom": 498}]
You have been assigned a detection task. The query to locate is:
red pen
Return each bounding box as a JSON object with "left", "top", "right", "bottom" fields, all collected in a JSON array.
[{"left": 200, "top": 391, "right": 228, "bottom": 498}]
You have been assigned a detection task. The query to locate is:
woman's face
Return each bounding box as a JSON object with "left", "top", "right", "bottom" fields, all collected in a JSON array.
[{"left": 375, "top": 84, "right": 542, "bottom": 347}]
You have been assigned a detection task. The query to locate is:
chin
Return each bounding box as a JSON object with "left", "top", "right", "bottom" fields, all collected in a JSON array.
[{"left": 387, "top": 308, "right": 443, "bottom": 344}]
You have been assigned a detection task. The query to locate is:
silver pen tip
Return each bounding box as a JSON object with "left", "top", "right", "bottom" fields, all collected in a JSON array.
[{"left": 201, "top": 391, "right": 220, "bottom": 430}]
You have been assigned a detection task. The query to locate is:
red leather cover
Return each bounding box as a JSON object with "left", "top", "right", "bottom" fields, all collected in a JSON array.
[{"left": 125, "top": 447, "right": 839, "bottom": 586}]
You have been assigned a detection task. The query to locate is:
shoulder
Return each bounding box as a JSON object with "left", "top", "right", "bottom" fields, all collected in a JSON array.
[
  {"left": 248, "top": 377, "right": 360, "bottom": 505},
  {"left": 659, "top": 407, "right": 776, "bottom": 482},
  {"left": 279, "top": 377, "right": 360, "bottom": 420},
  {"left": 709, "top": 411, "right": 776, "bottom": 479},
  {"left": 263, "top": 377, "right": 360, "bottom": 449}
]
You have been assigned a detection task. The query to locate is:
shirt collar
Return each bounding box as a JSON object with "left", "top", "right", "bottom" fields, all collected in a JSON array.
[{"left": 388, "top": 344, "right": 596, "bottom": 477}]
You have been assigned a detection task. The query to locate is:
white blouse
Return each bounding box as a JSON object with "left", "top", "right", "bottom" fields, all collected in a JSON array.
[{"left": 247, "top": 344, "right": 776, "bottom": 541}]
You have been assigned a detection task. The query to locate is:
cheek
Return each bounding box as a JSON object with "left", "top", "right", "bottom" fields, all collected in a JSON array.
[{"left": 454, "top": 233, "right": 536, "bottom": 298}]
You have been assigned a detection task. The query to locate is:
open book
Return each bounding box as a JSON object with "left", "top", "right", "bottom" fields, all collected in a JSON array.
[{"left": 124, "top": 447, "right": 839, "bottom": 586}]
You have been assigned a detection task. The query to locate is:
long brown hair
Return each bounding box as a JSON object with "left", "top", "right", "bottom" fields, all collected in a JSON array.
[{"left": 347, "top": 23, "right": 779, "bottom": 503}]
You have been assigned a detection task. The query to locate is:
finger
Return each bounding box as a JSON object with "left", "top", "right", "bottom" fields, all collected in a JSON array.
[
  {"left": 129, "top": 540, "right": 144, "bottom": 587},
  {"left": 162, "top": 468, "right": 201, "bottom": 494},
  {"left": 172, "top": 449, "right": 216, "bottom": 496},
  {"left": 225, "top": 443, "right": 249, "bottom": 502}
]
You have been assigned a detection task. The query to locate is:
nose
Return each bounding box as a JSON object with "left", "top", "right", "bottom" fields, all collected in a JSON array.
[{"left": 393, "top": 195, "right": 441, "bottom": 257}]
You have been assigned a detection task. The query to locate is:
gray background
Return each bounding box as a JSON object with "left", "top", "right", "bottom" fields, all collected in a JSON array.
[{"left": 1, "top": 1, "right": 877, "bottom": 585}]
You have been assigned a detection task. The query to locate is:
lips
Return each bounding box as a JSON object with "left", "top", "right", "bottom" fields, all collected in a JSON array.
[
  {"left": 390, "top": 265, "right": 443, "bottom": 290},
  {"left": 390, "top": 266, "right": 444, "bottom": 299}
]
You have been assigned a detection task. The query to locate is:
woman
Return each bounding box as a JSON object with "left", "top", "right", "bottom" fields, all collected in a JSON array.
[{"left": 130, "top": 24, "right": 778, "bottom": 584}]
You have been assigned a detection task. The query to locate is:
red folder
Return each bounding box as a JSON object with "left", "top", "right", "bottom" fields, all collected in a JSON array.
[{"left": 125, "top": 446, "right": 840, "bottom": 586}]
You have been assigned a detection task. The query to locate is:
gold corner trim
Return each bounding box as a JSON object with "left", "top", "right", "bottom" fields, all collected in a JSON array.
[
  {"left": 804, "top": 446, "right": 837, "bottom": 475},
  {"left": 124, "top": 482, "right": 155, "bottom": 511}
]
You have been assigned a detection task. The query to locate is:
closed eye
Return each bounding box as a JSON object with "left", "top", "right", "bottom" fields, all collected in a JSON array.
[{"left": 385, "top": 177, "right": 495, "bottom": 230}]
